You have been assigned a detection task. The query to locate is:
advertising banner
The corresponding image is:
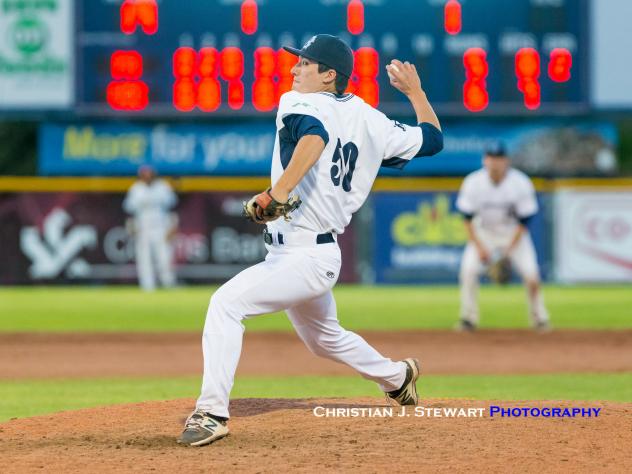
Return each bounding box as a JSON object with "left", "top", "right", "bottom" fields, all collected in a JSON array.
[
  {"left": 0, "top": 191, "right": 357, "bottom": 285},
  {"left": 590, "top": 0, "right": 632, "bottom": 109},
  {"left": 372, "top": 192, "right": 549, "bottom": 284},
  {"left": 39, "top": 123, "right": 276, "bottom": 176},
  {"left": 39, "top": 121, "right": 617, "bottom": 177},
  {"left": 555, "top": 191, "right": 632, "bottom": 282},
  {"left": 0, "top": 0, "right": 73, "bottom": 109}
]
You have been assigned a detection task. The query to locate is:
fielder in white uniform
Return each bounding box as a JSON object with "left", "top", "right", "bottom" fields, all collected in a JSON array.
[
  {"left": 456, "top": 142, "right": 550, "bottom": 331},
  {"left": 178, "top": 34, "right": 444, "bottom": 447},
  {"left": 123, "top": 165, "right": 177, "bottom": 291}
]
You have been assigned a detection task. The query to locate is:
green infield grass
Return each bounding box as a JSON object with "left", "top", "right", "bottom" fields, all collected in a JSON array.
[
  {"left": 0, "top": 285, "right": 630, "bottom": 332},
  {"left": 1, "top": 372, "right": 630, "bottom": 421}
]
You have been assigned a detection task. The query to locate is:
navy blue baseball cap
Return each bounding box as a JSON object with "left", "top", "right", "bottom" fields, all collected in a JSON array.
[
  {"left": 283, "top": 34, "right": 354, "bottom": 78},
  {"left": 484, "top": 141, "right": 508, "bottom": 158}
]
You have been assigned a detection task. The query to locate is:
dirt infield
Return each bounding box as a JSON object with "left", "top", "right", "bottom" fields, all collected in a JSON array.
[
  {"left": 2, "top": 329, "right": 632, "bottom": 379},
  {"left": 1, "top": 398, "right": 630, "bottom": 473},
  {"left": 2, "top": 330, "right": 632, "bottom": 472}
]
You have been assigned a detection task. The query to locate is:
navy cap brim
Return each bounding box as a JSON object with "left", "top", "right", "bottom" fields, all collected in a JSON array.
[
  {"left": 283, "top": 45, "right": 350, "bottom": 77},
  {"left": 283, "top": 46, "right": 319, "bottom": 64}
]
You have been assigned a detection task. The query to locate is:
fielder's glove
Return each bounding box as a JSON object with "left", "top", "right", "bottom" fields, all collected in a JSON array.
[
  {"left": 242, "top": 188, "right": 301, "bottom": 224},
  {"left": 488, "top": 255, "right": 512, "bottom": 285}
]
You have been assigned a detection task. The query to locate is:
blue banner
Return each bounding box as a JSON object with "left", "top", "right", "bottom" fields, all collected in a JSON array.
[
  {"left": 39, "top": 121, "right": 617, "bottom": 176},
  {"left": 39, "top": 123, "right": 276, "bottom": 176},
  {"left": 372, "top": 192, "right": 549, "bottom": 284}
]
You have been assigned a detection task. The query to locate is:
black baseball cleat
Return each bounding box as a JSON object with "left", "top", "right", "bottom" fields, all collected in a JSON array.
[
  {"left": 177, "top": 410, "right": 229, "bottom": 447},
  {"left": 385, "top": 358, "right": 421, "bottom": 406},
  {"left": 455, "top": 319, "right": 477, "bottom": 332}
]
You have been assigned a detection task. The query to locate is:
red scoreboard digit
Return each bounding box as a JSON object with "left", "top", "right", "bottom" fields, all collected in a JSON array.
[
  {"left": 347, "top": 0, "right": 364, "bottom": 35},
  {"left": 198, "top": 48, "right": 222, "bottom": 112},
  {"left": 515, "top": 48, "right": 541, "bottom": 110},
  {"left": 444, "top": 0, "right": 462, "bottom": 36},
  {"left": 253, "top": 47, "right": 277, "bottom": 111},
  {"left": 353, "top": 47, "right": 379, "bottom": 108},
  {"left": 172, "top": 47, "right": 197, "bottom": 112},
  {"left": 548, "top": 48, "right": 572, "bottom": 83},
  {"left": 120, "top": 0, "right": 158, "bottom": 35},
  {"left": 107, "top": 51, "right": 149, "bottom": 111},
  {"left": 463, "top": 48, "right": 489, "bottom": 112}
]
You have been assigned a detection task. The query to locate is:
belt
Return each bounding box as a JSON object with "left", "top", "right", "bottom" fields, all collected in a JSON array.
[{"left": 263, "top": 230, "right": 335, "bottom": 246}]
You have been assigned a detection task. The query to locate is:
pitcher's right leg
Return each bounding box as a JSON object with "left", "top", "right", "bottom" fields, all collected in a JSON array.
[{"left": 287, "top": 291, "right": 408, "bottom": 393}]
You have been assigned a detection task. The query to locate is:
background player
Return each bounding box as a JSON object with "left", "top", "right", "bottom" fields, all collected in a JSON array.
[
  {"left": 123, "top": 165, "right": 178, "bottom": 291},
  {"left": 178, "top": 34, "right": 443, "bottom": 447},
  {"left": 456, "top": 142, "right": 550, "bottom": 332}
]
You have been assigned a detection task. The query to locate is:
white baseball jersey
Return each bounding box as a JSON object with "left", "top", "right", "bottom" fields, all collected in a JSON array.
[
  {"left": 123, "top": 179, "right": 177, "bottom": 231},
  {"left": 456, "top": 167, "right": 538, "bottom": 239},
  {"left": 267, "top": 90, "right": 424, "bottom": 235}
]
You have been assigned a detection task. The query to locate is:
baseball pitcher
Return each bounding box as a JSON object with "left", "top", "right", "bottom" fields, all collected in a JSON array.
[
  {"left": 178, "top": 34, "right": 443, "bottom": 446},
  {"left": 456, "top": 142, "right": 550, "bottom": 332}
]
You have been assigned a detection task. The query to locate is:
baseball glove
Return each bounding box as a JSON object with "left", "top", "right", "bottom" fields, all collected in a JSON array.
[
  {"left": 242, "top": 188, "right": 301, "bottom": 224},
  {"left": 488, "top": 255, "right": 512, "bottom": 285}
]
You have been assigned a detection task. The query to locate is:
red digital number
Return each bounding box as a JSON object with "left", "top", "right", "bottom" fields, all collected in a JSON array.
[
  {"left": 107, "top": 50, "right": 148, "bottom": 110},
  {"left": 110, "top": 50, "right": 143, "bottom": 80},
  {"left": 172, "top": 47, "right": 197, "bottom": 112},
  {"left": 241, "top": 0, "right": 258, "bottom": 35},
  {"left": 463, "top": 47, "right": 489, "bottom": 112},
  {"left": 515, "top": 47, "right": 541, "bottom": 110},
  {"left": 353, "top": 47, "right": 379, "bottom": 107},
  {"left": 253, "top": 47, "right": 277, "bottom": 111},
  {"left": 220, "top": 47, "right": 245, "bottom": 110},
  {"left": 120, "top": 0, "right": 158, "bottom": 35},
  {"left": 548, "top": 48, "right": 572, "bottom": 83},
  {"left": 198, "top": 48, "right": 221, "bottom": 112},
  {"left": 347, "top": 0, "right": 364, "bottom": 35},
  {"left": 277, "top": 49, "right": 297, "bottom": 102},
  {"left": 444, "top": 0, "right": 462, "bottom": 35}
]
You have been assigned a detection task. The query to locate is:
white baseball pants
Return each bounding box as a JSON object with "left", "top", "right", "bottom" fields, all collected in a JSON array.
[
  {"left": 135, "top": 228, "right": 175, "bottom": 291},
  {"left": 459, "top": 232, "right": 549, "bottom": 325},
  {"left": 196, "top": 233, "right": 406, "bottom": 418}
]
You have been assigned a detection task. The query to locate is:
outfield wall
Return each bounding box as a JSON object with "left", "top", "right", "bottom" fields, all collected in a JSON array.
[{"left": 1, "top": 177, "right": 631, "bottom": 285}]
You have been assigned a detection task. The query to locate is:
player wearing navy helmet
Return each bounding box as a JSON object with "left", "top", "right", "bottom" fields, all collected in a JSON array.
[{"left": 179, "top": 34, "right": 443, "bottom": 447}]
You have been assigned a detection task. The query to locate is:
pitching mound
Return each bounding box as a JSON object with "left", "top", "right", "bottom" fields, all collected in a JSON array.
[{"left": 1, "top": 398, "right": 630, "bottom": 473}]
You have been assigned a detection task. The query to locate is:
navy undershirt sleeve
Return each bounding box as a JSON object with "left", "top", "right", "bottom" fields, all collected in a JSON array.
[
  {"left": 281, "top": 114, "right": 329, "bottom": 145},
  {"left": 415, "top": 122, "right": 444, "bottom": 157},
  {"left": 460, "top": 212, "right": 474, "bottom": 221},
  {"left": 519, "top": 215, "right": 534, "bottom": 226}
]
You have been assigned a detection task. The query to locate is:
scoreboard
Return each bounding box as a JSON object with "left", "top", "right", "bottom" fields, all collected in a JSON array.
[{"left": 77, "top": 0, "right": 588, "bottom": 117}]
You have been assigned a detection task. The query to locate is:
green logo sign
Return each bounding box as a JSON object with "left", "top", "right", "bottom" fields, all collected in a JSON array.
[{"left": 11, "top": 15, "right": 48, "bottom": 56}]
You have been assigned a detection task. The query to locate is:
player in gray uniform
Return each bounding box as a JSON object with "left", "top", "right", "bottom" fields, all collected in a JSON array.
[{"left": 178, "top": 34, "right": 444, "bottom": 446}]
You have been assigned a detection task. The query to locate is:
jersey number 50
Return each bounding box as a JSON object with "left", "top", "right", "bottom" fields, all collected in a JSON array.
[{"left": 330, "top": 139, "right": 358, "bottom": 192}]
